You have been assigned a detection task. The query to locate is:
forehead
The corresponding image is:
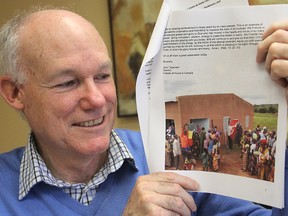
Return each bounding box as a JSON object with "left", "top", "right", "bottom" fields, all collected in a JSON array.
[{"left": 19, "top": 10, "right": 108, "bottom": 70}]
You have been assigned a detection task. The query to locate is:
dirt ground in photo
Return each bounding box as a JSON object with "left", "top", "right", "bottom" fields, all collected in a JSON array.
[{"left": 166, "top": 143, "right": 258, "bottom": 179}]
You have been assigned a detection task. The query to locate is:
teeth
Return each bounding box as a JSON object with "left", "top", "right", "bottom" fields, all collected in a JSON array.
[{"left": 79, "top": 117, "right": 103, "bottom": 127}]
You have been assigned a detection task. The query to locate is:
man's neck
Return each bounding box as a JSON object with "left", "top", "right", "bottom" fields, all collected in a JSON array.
[{"left": 39, "top": 147, "right": 108, "bottom": 184}]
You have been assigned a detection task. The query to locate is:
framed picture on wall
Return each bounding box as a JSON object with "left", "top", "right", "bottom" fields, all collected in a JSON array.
[{"left": 108, "top": 0, "right": 162, "bottom": 117}]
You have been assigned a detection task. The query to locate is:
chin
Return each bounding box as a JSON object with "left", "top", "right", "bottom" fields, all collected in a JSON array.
[{"left": 83, "top": 137, "right": 110, "bottom": 154}]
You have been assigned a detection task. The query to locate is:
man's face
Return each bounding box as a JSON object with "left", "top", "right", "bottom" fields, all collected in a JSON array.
[{"left": 18, "top": 13, "right": 117, "bottom": 157}]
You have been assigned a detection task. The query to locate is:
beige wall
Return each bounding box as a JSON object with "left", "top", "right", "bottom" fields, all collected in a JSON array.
[{"left": 0, "top": 0, "right": 139, "bottom": 153}]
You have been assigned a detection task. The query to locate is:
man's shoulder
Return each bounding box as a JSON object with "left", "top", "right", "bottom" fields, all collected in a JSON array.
[
  {"left": 114, "top": 128, "right": 141, "bottom": 135},
  {"left": 0, "top": 147, "right": 24, "bottom": 170},
  {"left": 0, "top": 147, "right": 24, "bottom": 191},
  {"left": 114, "top": 129, "right": 142, "bottom": 144},
  {"left": 113, "top": 128, "right": 146, "bottom": 161},
  {"left": 0, "top": 146, "right": 24, "bottom": 157}
]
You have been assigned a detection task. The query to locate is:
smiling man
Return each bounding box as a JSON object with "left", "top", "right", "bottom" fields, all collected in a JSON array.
[
  {"left": 0, "top": 7, "right": 200, "bottom": 215},
  {"left": 0, "top": 7, "right": 137, "bottom": 209},
  {"left": 11, "top": 9, "right": 117, "bottom": 184}
]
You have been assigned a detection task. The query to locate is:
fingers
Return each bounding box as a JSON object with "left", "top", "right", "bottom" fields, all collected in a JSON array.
[
  {"left": 256, "top": 29, "right": 288, "bottom": 64},
  {"left": 256, "top": 21, "right": 288, "bottom": 63},
  {"left": 265, "top": 43, "right": 288, "bottom": 86},
  {"left": 265, "top": 42, "right": 288, "bottom": 70},
  {"left": 153, "top": 182, "right": 197, "bottom": 212},
  {"left": 123, "top": 172, "right": 199, "bottom": 216},
  {"left": 141, "top": 172, "right": 199, "bottom": 191},
  {"left": 138, "top": 178, "right": 197, "bottom": 213},
  {"left": 261, "top": 21, "right": 288, "bottom": 40},
  {"left": 269, "top": 59, "right": 288, "bottom": 87},
  {"left": 137, "top": 172, "right": 198, "bottom": 212},
  {"left": 157, "top": 194, "right": 194, "bottom": 216},
  {"left": 256, "top": 21, "right": 288, "bottom": 87},
  {"left": 141, "top": 193, "right": 194, "bottom": 216}
]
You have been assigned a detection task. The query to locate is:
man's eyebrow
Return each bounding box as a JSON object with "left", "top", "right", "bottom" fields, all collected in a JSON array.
[
  {"left": 45, "top": 69, "right": 76, "bottom": 83},
  {"left": 47, "top": 61, "right": 112, "bottom": 82},
  {"left": 98, "top": 61, "right": 112, "bottom": 72}
]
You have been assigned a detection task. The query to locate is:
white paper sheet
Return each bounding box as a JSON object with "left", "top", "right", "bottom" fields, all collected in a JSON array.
[
  {"left": 136, "top": 0, "right": 247, "bottom": 176},
  {"left": 136, "top": 0, "right": 287, "bottom": 208}
]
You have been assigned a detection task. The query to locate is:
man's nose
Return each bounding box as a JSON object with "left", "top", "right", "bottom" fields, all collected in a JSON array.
[{"left": 79, "top": 81, "right": 106, "bottom": 110}]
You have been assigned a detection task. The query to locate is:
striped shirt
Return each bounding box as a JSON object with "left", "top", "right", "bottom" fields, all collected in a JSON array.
[{"left": 18, "top": 129, "right": 135, "bottom": 205}]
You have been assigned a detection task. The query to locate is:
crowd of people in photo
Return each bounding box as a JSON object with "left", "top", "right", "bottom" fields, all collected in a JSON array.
[
  {"left": 239, "top": 125, "right": 277, "bottom": 182},
  {"left": 165, "top": 123, "right": 222, "bottom": 172},
  {"left": 165, "top": 122, "right": 277, "bottom": 182}
]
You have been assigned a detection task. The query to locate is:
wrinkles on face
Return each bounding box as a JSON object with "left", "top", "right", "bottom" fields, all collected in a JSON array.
[{"left": 17, "top": 10, "right": 117, "bottom": 164}]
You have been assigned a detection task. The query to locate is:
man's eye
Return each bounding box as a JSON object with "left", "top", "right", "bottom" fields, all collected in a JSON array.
[
  {"left": 95, "top": 74, "right": 111, "bottom": 81},
  {"left": 56, "top": 80, "right": 77, "bottom": 88}
]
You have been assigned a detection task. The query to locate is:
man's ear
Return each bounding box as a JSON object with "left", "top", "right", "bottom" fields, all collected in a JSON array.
[{"left": 0, "top": 76, "right": 24, "bottom": 110}]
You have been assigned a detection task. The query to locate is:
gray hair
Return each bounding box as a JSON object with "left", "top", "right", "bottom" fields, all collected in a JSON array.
[
  {"left": 0, "top": 11, "right": 28, "bottom": 85},
  {"left": 0, "top": 6, "right": 72, "bottom": 85}
]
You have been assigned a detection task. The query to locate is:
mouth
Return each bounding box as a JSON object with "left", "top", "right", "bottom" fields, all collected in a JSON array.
[{"left": 74, "top": 117, "right": 104, "bottom": 127}]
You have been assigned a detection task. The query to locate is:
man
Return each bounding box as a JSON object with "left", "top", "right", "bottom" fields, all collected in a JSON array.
[
  {"left": 199, "top": 127, "right": 206, "bottom": 155},
  {"left": 228, "top": 122, "right": 234, "bottom": 149},
  {"left": 0, "top": 7, "right": 286, "bottom": 216},
  {"left": 0, "top": 8, "right": 198, "bottom": 215},
  {"left": 172, "top": 134, "right": 181, "bottom": 170}
]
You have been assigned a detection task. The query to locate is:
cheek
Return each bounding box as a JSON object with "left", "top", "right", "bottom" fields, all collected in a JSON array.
[
  {"left": 34, "top": 94, "right": 77, "bottom": 122},
  {"left": 51, "top": 96, "right": 79, "bottom": 117},
  {"left": 103, "top": 84, "right": 117, "bottom": 107},
  {"left": 21, "top": 92, "right": 45, "bottom": 118}
]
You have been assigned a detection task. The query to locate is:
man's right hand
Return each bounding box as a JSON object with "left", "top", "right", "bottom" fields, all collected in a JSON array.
[{"left": 123, "top": 172, "right": 199, "bottom": 216}]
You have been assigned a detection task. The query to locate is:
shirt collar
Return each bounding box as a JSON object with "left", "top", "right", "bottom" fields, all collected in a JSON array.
[{"left": 18, "top": 129, "right": 136, "bottom": 200}]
